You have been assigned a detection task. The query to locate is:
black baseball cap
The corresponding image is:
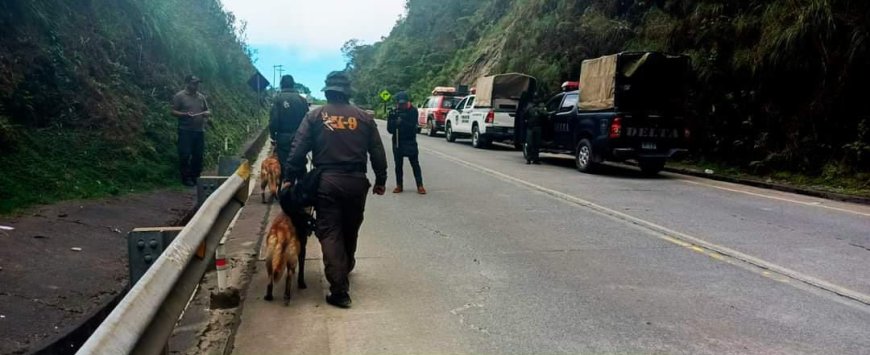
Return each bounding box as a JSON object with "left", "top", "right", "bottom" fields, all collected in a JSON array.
[
  {"left": 395, "top": 91, "right": 410, "bottom": 104},
  {"left": 185, "top": 75, "right": 202, "bottom": 84}
]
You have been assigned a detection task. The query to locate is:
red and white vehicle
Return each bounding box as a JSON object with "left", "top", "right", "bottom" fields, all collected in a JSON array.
[{"left": 417, "top": 87, "right": 465, "bottom": 137}]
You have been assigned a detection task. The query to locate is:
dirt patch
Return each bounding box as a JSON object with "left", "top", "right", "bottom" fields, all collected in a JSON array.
[{"left": 0, "top": 188, "right": 194, "bottom": 354}]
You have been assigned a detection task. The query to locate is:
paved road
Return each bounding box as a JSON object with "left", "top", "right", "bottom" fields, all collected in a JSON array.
[{"left": 232, "top": 131, "right": 870, "bottom": 354}]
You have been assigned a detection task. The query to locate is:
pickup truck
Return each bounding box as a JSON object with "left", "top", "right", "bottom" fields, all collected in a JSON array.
[
  {"left": 523, "top": 52, "right": 691, "bottom": 175},
  {"left": 444, "top": 73, "right": 536, "bottom": 149},
  {"left": 417, "top": 86, "right": 465, "bottom": 137}
]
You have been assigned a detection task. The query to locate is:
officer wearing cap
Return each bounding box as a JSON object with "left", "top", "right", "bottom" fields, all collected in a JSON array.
[
  {"left": 284, "top": 71, "right": 388, "bottom": 308},
  {"left": 171, "top": 75, "right": 211, "bottom": 186},
  {"left": 270, "top": 75, "right": 309, "bottom": 173},
  {"left": 387, "top": 91, "right": 426, "bottom": 194}
]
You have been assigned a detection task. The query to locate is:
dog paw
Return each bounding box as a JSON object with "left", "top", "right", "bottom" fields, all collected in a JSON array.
[{"left": 264, "top": 294, "right": 273, "bottom": 301}]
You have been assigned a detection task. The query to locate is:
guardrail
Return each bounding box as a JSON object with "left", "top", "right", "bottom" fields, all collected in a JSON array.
[{"left": 76, "top": 162, "right": 251, "bottom": 355}]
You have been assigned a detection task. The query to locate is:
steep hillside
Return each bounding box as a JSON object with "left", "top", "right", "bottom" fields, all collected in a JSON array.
[
  {"left": 0, "top": 0, "right": 262, "bottom": 213},
  {"left": 344, "top": 0, "right": 870, "bottom": 182}
]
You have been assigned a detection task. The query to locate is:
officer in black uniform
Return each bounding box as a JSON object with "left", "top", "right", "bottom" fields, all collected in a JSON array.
[
  {"left": 387, "top": 91, "right": 426, "bottom": 194},
  {"left": 270, "top": 75, "right": 309, "bottom": 173},
  {"left": 284, "top": 71, "right": 388, "bottom": 308},
  {"left": 524, "top": 102, "right": 546, "bottom": 165}
]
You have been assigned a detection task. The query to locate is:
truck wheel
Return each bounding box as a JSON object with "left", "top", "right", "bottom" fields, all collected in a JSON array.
[
  {"left": 427, "top": 117, "right": 437, "bottom": 137},
  {"left": 638, "top": 158, "right": 666, "bottom": 176},
  {"left": 471, "top": 125, "right": 489, "bottom": 149},
  {"left": 445, "top": 123, "right": 456, "bottom": 142},
  {"left": 575, "top": 139, "right": 599, "bottom": 173}
]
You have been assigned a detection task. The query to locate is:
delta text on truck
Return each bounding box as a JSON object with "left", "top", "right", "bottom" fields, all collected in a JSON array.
[{"left": 523, "top": 52, "right": 692, "bottom": 175}]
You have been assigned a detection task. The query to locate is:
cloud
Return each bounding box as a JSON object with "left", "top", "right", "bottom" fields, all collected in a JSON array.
[{"left": 221, "top": 0, "right": 405, "bottom": 55}]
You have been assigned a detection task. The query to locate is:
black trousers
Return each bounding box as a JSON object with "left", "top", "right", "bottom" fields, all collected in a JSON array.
[
  {"left": 275, "top": 133, "right": 295, "bottom": 175},
  {"left": 394, "top": 150, "right": 423, "bottom": 187},
  {"left": 526, "top": 127, "right": 541, "bottom": 162},
  {"left": 315, "top": 172, "right": 370, "bottom": 294},
  {"left": 178, "top": 129, "right": 204, "bottom": 181}
]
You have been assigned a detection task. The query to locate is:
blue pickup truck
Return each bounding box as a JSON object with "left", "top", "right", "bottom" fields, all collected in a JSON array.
[{"left": 523, "top": 52, "right": 691, "bottom": 175}]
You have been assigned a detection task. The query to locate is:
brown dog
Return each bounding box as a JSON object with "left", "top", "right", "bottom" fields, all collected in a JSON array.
[
  {"left": 260, "top": 153, "right": 281, "bottom": 203},
  {"left": 264, "top": 213, "right": 309, "bottom": 305}
]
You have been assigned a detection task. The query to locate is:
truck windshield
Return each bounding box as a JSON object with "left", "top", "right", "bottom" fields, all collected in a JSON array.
[{"left": 442, "top": 97, "right": 461, "bottom": 109}]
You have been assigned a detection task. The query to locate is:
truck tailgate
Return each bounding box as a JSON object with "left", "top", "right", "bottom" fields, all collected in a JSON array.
[{"left": 494, "top": 111, "right": 515, "bottom": 128}]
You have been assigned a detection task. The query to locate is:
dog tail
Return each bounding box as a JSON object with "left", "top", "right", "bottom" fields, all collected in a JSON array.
[{"left": 267, "top": 235, "right": 287, "bottom": 283}]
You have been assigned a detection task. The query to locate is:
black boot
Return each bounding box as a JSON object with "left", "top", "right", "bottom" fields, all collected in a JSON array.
[{"left": 326, "top": 292, "right": 352, "bottom": 308}]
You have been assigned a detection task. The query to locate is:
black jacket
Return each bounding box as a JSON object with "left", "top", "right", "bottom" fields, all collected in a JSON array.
[
  {"left": 285, "top": 103, "right": 388, "bottom": 186},
  {"left": 270, "top": 89, "right": 309, "bottom": 139},
  {"left": 387, "top": 106, "right": 419, "bottom": 156}
]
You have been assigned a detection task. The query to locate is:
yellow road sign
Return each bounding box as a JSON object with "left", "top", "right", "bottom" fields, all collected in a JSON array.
[{"left": 379, "top": 89, "right": 392, "bottom": 102}]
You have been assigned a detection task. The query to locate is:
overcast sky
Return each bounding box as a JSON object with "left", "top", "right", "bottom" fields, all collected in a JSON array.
[{"left": 221, "top": 0, "right": 405, "bottom": 98}]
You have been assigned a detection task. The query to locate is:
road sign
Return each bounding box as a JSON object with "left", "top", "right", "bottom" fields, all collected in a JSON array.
[
  {"left": 247, "top": 71, "right": 269, "bottom": 92},
  {"left": 379, "top": 89, "right": 392, "bottom": 102}
]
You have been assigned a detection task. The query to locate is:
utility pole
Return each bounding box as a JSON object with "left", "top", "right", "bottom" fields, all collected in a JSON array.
[{"left": 272, "top": 64, "right": 284, "bottom": 91}]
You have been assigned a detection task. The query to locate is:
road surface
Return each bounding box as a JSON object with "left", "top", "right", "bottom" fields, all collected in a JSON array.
[{"left": 231, "top": 131, "right": 870, "bottom": 354}]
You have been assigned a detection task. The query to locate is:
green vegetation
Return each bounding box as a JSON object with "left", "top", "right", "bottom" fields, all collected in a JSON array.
[
  {"left": 0, "top": 0, "right": 263, "bottom": 213},
  {"left": 344, "top": 0, "right": 870, "bottom": 183}
]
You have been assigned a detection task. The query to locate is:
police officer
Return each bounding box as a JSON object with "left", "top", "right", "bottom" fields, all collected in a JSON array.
[
  {"left": 284, "top": 71, "right": 388, "bottom": 308},
  {"left": 387, "top": 92, "right": 426, "bottom": 194},
  {"left": 524, "top": 102, "right": 547, "bottom": 165},
  {"left": 170, "top": 75, "right": 211, "bottom": 186},
  {"left": 270, "top": 75, "right": 309, "bottom": 173}
]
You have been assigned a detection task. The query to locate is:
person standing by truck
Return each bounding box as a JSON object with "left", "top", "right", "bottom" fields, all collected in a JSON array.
[
  {"left": 387, "top": 92, "right": 427, "bottom": 194},
  {"left": 171, "top": 75, "right": 211, "bottom": 186},
  {"left": 270, "top": 74, "right": 309, "bottom": 173},
  {"left": 523, "top": 102, "right": 546, "bottom": 165}
]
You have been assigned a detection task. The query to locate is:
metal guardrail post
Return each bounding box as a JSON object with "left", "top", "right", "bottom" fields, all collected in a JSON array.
[
  {"left": 218, "top": 157, "right": 243, "bottom": 176},
  {"left": 77, "top": 162, "right": 251, "bottom": 355},
  {"left": 127, "top": 228, "right": 183, "bottom": 287},
  {"left": 197, "top": 176, "right": 229, "bottom": 208}
]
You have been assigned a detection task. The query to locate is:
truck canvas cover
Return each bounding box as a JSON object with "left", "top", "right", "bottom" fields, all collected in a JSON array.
[
  {"left": 474, "top": 73, "right": 536, "bottom": 109},
  {"left": 578, "top": 52, "right": 689, "bottom": 112}
]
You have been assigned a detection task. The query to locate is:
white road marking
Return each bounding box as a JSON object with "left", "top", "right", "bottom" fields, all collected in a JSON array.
[
  {"left": 421, "top": 146, "right": 870, "bottom": 307},
  {"left": 680, "top": 179, "right": 870, "bottom": 218}
]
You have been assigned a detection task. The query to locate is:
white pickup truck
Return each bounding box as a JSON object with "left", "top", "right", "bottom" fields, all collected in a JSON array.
[{"left": 444, "top": 73, "right": 536, "bottom": 149}]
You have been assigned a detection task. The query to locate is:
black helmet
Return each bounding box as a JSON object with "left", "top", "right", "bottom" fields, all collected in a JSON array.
[{"left": 322, "top": 71, "right": 351, "bottom": 95}]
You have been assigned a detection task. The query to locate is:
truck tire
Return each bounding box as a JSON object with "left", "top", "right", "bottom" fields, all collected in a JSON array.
[
  {"left": 445, "top": 122, "right": 456, "bottom": 142},
  {"left": 575, "top": 139, "right": 599, "bottom": 173},
  {"left": 638, "top": 158, "right": 666, "bottom": 176},
  {"left": 427, "top": 117, "right": 437, "bottom": 137},
  {"left": 471, "top": 125, "right": 489, "bottom": 149}
]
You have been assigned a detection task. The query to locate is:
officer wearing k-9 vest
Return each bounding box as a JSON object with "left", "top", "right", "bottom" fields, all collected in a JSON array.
[
  {"left": 270, "top": 75, "right": 309, "bottom": 173},
  {"left": 284, "top": 71, "right": 388, "bottom": 308}
]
